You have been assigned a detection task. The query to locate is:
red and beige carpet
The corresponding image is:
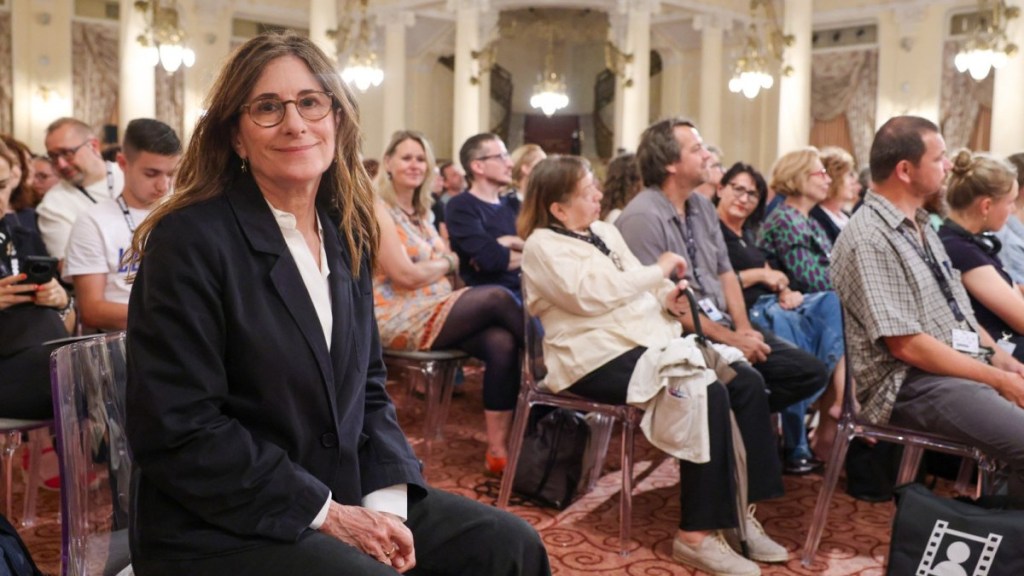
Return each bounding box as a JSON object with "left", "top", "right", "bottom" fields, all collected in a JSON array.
[{"left": 11, "top": 366, "right": 906, "bottom": 575}]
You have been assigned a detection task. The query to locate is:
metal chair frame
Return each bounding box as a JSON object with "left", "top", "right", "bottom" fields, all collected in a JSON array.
[
  {"left": 383, "top": 348, "right": 468, "bottom": 454},
  {"left": 0, "top": 419, "right": 51, "bottom": 526}
]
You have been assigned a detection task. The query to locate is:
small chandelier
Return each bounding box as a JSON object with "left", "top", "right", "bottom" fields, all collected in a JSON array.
[
  {"left": 530, "top": 34, "right": 569, "bottom": 116},
  {"left": 728, "top": 0, "right": 794, "bottom": 100},
  {"left": 331, "top": 0, "right": 383, "bottom": 92},
  {"left": 954, "top": 0, "right": 1020, "bottom": 81},
  {"left": 134, "top": 0, "right": 195, "bottom": 74}
]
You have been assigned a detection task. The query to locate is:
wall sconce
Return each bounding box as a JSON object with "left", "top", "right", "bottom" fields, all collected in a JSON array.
[
  {"left": 32, "top": 86, "right": 70, "bottom": 119},
  {"left": 604, "top": 40, "right": 634, "bottom": 87},
  {"left": 470, "top": 40, "right": 498, "bottom": 85}
]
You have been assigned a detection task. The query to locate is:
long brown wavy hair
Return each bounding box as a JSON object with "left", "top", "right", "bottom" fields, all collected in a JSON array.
[{"left": 130, "top": 32, "right": 378, "bottom": 276}]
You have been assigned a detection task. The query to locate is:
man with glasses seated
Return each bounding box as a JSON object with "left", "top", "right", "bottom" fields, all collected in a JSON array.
[
  {"left": 445, "top": 133, "right": 524, "bottom": 296},
  {"left": 36, "top": 117, "right": 124, "bottom": 264}
]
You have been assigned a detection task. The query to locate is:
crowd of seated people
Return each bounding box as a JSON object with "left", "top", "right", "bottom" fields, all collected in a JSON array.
[{"left": 9, "top": 30, "right": 1024, "bottom": 576}]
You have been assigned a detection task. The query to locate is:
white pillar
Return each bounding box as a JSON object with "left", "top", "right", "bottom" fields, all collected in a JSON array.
[
  {"left": 120, "top": 0, "right": 156, "bottom": 127},
  {"left": 382, "top": 12, "right": 415, "bottom": 142},
  {"left": 991, "top": 1, "right": 1024, "bottom": 155},
  {"left": 182, "top": 0, "right": 232, "bottom": 144},
  {"left": 617, "top": 0, "right": 655, "bottom": 152},
  {"left": 659, "top": 50, "right": 685, "bottom": 119},
  {"left": 694, "top": 14, "right": 726, "bottom": 142},
  {"left": 875, "top": 5, "right": 942, "bottom": 128},
  {"left": 309, "top": 0, "right": 338, "bottom": 60},
  {"left": 776, "top": 0, "right": 812, "bottom": 154},
  {"left": 12, "top": 0, "right": 73, "bottom": 150},
  {"left": 449, "top": 0, "right": 484, "bottom": 158},
  {"left": 477, "top": 10, "right": 499, "bottom": 135}
]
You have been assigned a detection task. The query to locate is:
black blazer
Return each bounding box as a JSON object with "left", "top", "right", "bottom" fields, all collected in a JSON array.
[
  {"left": 809, "top": 205, "right": 844, "bottom": 246},
  {"left": 126, "top": 176, "right": 425, "bottom": 560}
]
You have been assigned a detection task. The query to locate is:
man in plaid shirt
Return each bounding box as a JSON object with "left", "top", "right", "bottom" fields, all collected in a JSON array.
[{"left": 831, "top": 115, "right": 1024, "bottom": 496}]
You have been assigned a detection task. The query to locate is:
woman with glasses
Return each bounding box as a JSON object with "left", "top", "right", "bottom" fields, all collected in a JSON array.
[
  {"left": 371, "top": 130, "right": 524, "bottom": 477},
  {"left": 125, "top": 32, "right": 549, "bottom": 576},
  {"left": 521, "top": 155, "right": 787, "bottom": 576},
  {"left": 810, "top": 147, "right": 862, "bottom": 244},
  {"left": 716, "top": 161, "right": 845, "bottom": 471}
]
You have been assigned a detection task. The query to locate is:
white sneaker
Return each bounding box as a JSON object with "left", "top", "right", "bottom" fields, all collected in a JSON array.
[
  {"left": 672, "top": 532, "right": 761, "bottom": 576},
  {"left": 726, "top": 505, "right": 789, "bottom": 563}
]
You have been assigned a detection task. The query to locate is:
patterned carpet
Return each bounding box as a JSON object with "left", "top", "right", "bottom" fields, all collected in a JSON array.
[{"left": 9, "top": 366, "right": 904, "bottom": 575}]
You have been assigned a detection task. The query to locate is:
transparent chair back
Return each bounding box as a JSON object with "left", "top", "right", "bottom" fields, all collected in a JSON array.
[{"left": 50, "top": 332, "right": 132, "bottom": 576}]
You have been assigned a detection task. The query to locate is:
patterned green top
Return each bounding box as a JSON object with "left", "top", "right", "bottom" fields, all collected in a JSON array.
[{"left": 758, "top": 203, "right": 834, "bottom": 293}]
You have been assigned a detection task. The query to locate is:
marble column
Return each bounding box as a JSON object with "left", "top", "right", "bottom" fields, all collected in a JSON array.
[
  {"left": 776, "top": 0, "right": 811, "bottom": 155},
  {"left": 694, "top": 14, "right": 725, "bottom": 143},
  {"left": 449, "top": 0, "right": 485, "bottom": 159},
  {"left": 991, "top": 2, "right": 1024, "bottom": 155},
  {"left": 382, "top": 11, "right": 415, "bottom": 143},
  {"left": 616, "top": 0, "right": 655, "bottom": 152},
  {"left": 12, "top": 0, "right": 73, "bottom": 151},
  {"left": 120, "top": 0, "right": 157, "bottom": 126}
]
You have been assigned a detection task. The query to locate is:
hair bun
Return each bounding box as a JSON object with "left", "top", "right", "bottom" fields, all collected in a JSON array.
[{"left": 951, "top": 149, "right": 974, "bottom": 177}]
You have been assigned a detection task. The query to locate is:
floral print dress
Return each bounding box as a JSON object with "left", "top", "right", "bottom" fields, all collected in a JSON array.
[{"left": 373, "top": 205, "right": 467, "bottom": 350}]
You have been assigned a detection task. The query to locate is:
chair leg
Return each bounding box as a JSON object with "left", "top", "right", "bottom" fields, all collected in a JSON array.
[
  {"left": 21, "top": 428, "right": 44, "bottom": 527},
  {"left": 422, "top": 361, "right": 441, "bottom": 453},
  {"left": 583, "top": 413, "right": 614, "bottom": 494},
  {"left": 434, "top": 362, "right": 459, "bottom": 441},
  {"left": 618, "top": 420, "right": 635, "bottom": 557},
  {"left": 954, "top": 457, "right": 977, "bottom": 498},
  {"left": 896, "top": 446, "right": 923, "bottom": 486},
  {"left": 2, "top": 431, "right": 21, "bottom": 521},
  {"left": 497, "top": 392, "right": 534, "bottom": 508},
  {"left": 801, "top": 421, "right": 854, "bottom": 567}
]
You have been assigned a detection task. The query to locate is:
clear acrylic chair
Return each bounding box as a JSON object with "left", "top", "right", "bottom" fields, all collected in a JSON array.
[
  {"left": 800, "top": 323, "right": 994, "bottom": 567},
  {"left": 496, "top": 305, "right": 643, "bottom": 557},
  {"left": 0, "top": 418, "right": 51, "bottom": 526},
  {"left": 50, "top": 332, "right": 133, "bottom": 576},
  {"left": 383, "top": 348, "right": 468, "bottom": 453}
]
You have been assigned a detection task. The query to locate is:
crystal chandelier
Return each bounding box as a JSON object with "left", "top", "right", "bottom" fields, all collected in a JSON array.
[
  {"left": 954, "top": 0, "right": 1020, "bottom": 81},
  {"left": 728, "top": 0, "right": 793, "bottom": 100},
  {"left": 331, "top": 0, "right": 383, "bottom": 92},
  {"left": 134, "top": 0, "right": 195, "bottom": 74},
  {"left": 530, "top": 34, "right": 569, "bottom": 116}
]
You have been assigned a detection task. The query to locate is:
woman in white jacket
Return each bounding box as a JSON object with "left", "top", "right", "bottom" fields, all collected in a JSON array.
[{"left": 519, "top": 155, "right": 787, "bottom": 576}]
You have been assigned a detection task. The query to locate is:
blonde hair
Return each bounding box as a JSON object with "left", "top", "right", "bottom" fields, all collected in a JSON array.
[
  {"left": 770, "top": 147, "right": 821, "bottom": 198},
  {"left": 511, "top": 144, "right": 546, "bottom": 184},
  {"left": 946, "top": 149, "right": 1018, "bottom": 212},
  {"left": 130, "top": 32, "right": 378, "bottom": 277},
  {"left": 374, "top": 130, "right": 437, "bottom": 218},
  {"left": 820, "top": 146, "right": 855, "bottom": 201}
]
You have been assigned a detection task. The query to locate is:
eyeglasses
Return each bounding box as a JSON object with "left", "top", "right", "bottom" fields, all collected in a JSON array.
[
  {"left": 808, "top": 168, "right": 829, "bottom": 179},
  {"left": 475, "top": 152, "right": 511, "bottom": 162},
  {"left": 728, "top": 182, "right": 760, "bottom": 201},
  {"left": 240, "top": 91, "right": 335, "bottom": 128},
  {"left": 47, "top": 140, "right": 92, "bottom": 163}
]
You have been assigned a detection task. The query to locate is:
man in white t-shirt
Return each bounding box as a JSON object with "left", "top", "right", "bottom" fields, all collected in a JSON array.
[
  {"left": 64, "top": 118, "right": 181, "bottom": 331},
  {"left": 38, "top": 117, "right": 125, "bottom": 262}
]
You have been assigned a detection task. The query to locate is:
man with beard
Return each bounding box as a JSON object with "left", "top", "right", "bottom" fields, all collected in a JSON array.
[{"left": 832, "top": 115, "right": 1024, "bottom": 497}]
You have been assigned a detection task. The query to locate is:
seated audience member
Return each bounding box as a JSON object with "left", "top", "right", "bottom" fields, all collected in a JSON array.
[
  {"left": 717, "top": 162, "right": 845, "bottom": 471},
  {"left": 431, "top": 161, "right": 466, "bottom": 242},
  {"left": 693, "top": 144, "right": 724, "bottom": 200},
  {"left": 521, "top": 155, "right": 787, "bottom": 576},
  {"left": 759, "top": 147, "right": 834, "bottom": 294},
  {"left": 446, "top": 133, "right": 524, "bottom": 295},
  {"left": 362, "top": 157, "right": 380, "bottom": 179},
  {"left": 507, "top": 144, "right": 546, "bottom": 207},
  {"left": 617, "top": 118, "right": 828, "bottom": 423},
  {"left": 64, "top": 119, "right": 181, "bottom": 331},
  {"left": 0, "top": 138, "right": 74, "bottom": 420},
  {"left": 938, "top": 150, "right": 1024, "bottom": 360},
  {"left": 994, "top": 153, "right": 1024, "bottom": 284},
  {"left": 37, "top": 118, "right": 125, "bottom": 262},
  {"left": 0, "top": 135, "right": 41, "bottom": 236},
  {"left": 125, "top": 33, "right": 549, "bottom": 576},
  {"left": 372, "top": 130, "right": 523, "bottom": 475},
  {"left": 832, "top": 115, "right": 1024, "bottom": 499},
  {"left": 600, "top": 152, "right": 642, "bottom": 223},
  {"left": 31, "top": 155, "right": 60, "bottom": 201},
  {"left": 810, "top": 147, "right": 862, "bottom": 244}
]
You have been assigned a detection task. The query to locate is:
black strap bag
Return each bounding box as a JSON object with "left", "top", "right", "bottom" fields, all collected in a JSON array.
[
  {"left": 512, "top": 407, "right": 590, "bottom": 510},
  {"left": 887, "top": 482, "right": 1024, "bottom": 575},
  {"left": 0, "top": 513, "right": 43, "bottom": 576}
]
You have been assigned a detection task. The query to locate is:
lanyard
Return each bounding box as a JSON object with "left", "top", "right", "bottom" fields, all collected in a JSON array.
[
  {"left": 116, "top": 194, "right": 137, "bottom": 233},
  {"left": 74, "top": 164, "right": 115, "bottom": 204},
  {"left": 895, "top": 224, "right": 966, "bottom": 323},
  {"left": 548, "top": 225, "right": 624, "bottom": 271},
  {"left": 673, "top": 209, "right": 704, "bottom": 289}
]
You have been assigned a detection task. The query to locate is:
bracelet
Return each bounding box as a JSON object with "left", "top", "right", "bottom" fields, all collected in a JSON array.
[
  {"left": 735, "top": 270, "right": 743, "bottom": 286},
  {"left": 442, "top": 253, "right": 456, "bottom": 274},
  {"left": 58, "top": 295, "right": 75, "bottom": 321}
]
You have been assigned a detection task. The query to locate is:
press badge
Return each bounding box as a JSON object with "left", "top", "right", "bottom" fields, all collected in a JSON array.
[
  {"left": 951, "top": 329, "right": 980, "bottom": 354},
  {"left": 698, "top": 298, "right": 725, "bottom": 322},
  {"left": 997, "top": 332, "right": 1017, "bottom": 355}
]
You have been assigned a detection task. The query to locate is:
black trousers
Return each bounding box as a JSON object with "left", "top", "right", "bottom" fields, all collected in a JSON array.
[
  {"left": 751, "top": 326, "right": 830, "bottom": 412},
  {"left": 132, "top": 487, "right": 551, "bottom": 576},
  {"left": 572, "top": 346, "right": 784, "bottom": 531},
  {"left": 0, "top": 342, "right": 62, "bottom": 419}
]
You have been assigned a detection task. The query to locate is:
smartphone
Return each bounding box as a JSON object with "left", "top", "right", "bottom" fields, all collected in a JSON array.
[{"left": 17, "top": 255, "right": 59, "bottom": 285}]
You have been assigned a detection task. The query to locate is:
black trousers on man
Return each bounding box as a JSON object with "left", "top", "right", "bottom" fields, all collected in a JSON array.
[{"left": 750, "top": 326, "right": 829, "bottom": 413}]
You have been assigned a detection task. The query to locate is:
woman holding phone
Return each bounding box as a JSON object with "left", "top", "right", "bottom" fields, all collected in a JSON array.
[{"left": 0, "top": 137, "right": 74, "bottom": 420}]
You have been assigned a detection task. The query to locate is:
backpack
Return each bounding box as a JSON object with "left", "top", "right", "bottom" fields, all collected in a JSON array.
[{"left": 0, "top": 513, "right": 43, "bottom": 576}]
